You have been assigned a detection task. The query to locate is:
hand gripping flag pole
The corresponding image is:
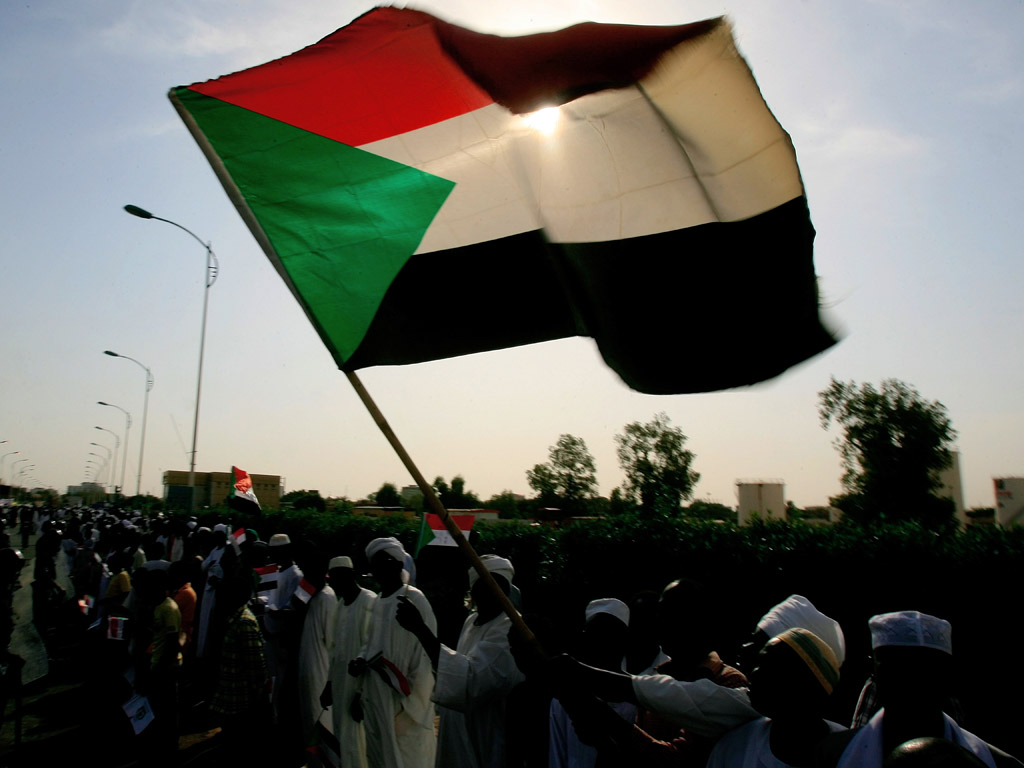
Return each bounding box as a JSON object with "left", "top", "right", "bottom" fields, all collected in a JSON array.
[{"left": 345, "top": 370, "right": 541, "bottom": 654}]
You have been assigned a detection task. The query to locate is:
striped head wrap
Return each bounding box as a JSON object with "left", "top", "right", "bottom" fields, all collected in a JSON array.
[{"left": 774, "top": 627, "right": 840, "bottom": 695}]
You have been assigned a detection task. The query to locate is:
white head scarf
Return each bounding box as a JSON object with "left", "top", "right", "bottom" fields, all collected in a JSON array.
[
  {"left": 757, "top": 594, "right": 846, "bottom": 666},
  {"left": 467, "top": 554, "right": 515, "bottom": 588},
  {"left": 585, "top": 597, "right": 630, "bottom": 628},
  {"left": 365, "top": 537, "right": 406, "bottom": 563},
  {"left": 365, "top": 537, "right": 412, "bottom": 584}
]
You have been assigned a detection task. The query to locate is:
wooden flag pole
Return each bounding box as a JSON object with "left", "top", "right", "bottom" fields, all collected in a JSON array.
[{"left": 345, "top": 370, "right": 541, "bottom": 653}]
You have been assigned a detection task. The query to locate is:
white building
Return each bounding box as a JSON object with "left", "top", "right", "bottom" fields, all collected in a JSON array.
[
  {"left": 936, "top": 450, "right": 966, "bottom": 524},
  {"left": 994, "top": 477, "right": 1024, "bottom": 526},
  {"left": 736, "top": 480, "right": 785, "bottom": 525}
]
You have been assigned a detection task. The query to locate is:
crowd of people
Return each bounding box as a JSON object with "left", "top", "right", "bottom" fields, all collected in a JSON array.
[{"left": 1, "top": 503, "right": 1020, "bottom": 768}]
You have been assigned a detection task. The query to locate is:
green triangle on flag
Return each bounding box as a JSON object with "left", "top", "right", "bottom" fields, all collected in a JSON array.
[{"left": 173, "top": 87, "right": 456, "bottom": 364}]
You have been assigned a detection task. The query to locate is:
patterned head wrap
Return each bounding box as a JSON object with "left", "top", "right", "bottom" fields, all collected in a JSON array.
[{"left": 774, "top": 627, "right": 840, "bottom": 695}]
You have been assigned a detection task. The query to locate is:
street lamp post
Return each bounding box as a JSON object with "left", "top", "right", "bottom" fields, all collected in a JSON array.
[
  {"left": 10, "top": 458, "right": 28, "bottom": 483},
  {"left": 87, "top": 453, "right": 109, "bottom": 486},
  {"left": 124, "top": 204, "right": 217, "bottom": 513},
  {"left": 89, "top": 442, "right": 112, "bottom": 469},
  {"left": 98, "top": 401, "right": 131, "bottom": 496},
  {"left": 1, "top": 450, "right": 19, "bottom": 485},
  {"left": 94, "top": 426, "right": 120, "bottom": 493},
  {"left": 104, "top": 351, "right": 153, "bottom": 496}
]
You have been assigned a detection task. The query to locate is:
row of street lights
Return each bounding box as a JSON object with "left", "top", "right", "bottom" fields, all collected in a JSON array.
[
  {"left": 1, "top": 442, "right": 38, "bottom": 489},
  {"left": 109, "top": 205, "right": 216, "bottom": 512}
]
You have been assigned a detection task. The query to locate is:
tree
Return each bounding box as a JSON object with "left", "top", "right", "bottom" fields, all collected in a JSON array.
[
  {"left": 615, "top": 412, "right": 699, "bottom": 516},
  {"left": 433, "top": 475, "right": 481, "bottom": 509},
  {"left": 818, "top": 377, "right": 956, "bottom": 527},
  {"left": 484, "top": 490, "right": 524, "bottom": 519},
  {"left": 685, "top": 499, "right": 737, "bottom": 523},
  {"left": 281, "top": 488, "right": 326, "bottom": 512},
  {"left": 370, "top": 482, "right": 402, "bottom": 507},
  {"left": 526, "top": 434, "right": 598, "bottom": 514}
]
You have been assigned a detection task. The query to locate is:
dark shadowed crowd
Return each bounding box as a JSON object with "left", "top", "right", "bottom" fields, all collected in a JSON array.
[{"left": 0, "top": 503, "right": 1019, "bottom": 768}]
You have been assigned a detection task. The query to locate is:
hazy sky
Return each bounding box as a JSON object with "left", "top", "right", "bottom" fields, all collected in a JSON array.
[{"left": 2, "top": 1, "right": 1021, "bottom": 509}]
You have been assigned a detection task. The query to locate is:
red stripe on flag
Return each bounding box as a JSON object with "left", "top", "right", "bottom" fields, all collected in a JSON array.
[{"left": 188, "top": 8, "right": 491, "bottom": 148}]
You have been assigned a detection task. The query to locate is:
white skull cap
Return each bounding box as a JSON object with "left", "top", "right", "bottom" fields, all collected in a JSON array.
[{"left": 869, "top": 611, "right": 952, "bottom": 655}]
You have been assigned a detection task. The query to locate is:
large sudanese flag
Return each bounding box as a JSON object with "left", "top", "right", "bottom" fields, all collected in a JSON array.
[{"left": 170, "top": 7, "right": 836, "bottom": 395}]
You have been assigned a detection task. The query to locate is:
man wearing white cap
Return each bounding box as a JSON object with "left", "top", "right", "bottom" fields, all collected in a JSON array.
[
  {"left": 264, "top": 532, "right": 304, "bottom": 735},
  {"left": 549, "top": 579, "right": 757, "bottom": 760},
  {"left": 350, "top": 537, "right": 437, "bottom": 768},
  {"left": 196, "top": 524, "right": 237, "bottom": 663},
  {"left": 397, "top": 553, "right": 524, "bottom": 768},
  {"left": 550, "top": 597, "right": 635, "bottom": 768},
  {"left": 822, "top": 611, "right": 1019, "bottom": 768},
  {"left": 323, "top": 556, "right": 376, "bottom": 768}
]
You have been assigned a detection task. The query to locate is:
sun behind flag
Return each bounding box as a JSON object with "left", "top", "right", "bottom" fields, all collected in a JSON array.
[{"left": 171, "top": 8, "right": 836, "bottom": 395}]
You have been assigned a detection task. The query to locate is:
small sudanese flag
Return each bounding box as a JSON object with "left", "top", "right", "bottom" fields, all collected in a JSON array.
[
  {"left": 108, "top": 615, "right": 128, "bottom": 640},
  {"left": 255, "top": 563, "right": 279, "bottom": 593},
  {"left": 294, "top": 578, "right": 316, "bottom": 604},
  {"left": 417, "top": 513, "right": 474, "bottom": 553}
]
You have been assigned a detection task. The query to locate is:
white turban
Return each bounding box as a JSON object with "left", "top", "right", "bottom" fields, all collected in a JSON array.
[
  {"left": 467, "top": 555, "right": 515, "bottom": 588},
  {"left": 585, "top": 598, "right": 630, "bottom": 628},
  {"left": 869, "top": 611, "right": 952, "bottom": 655},
  {"left": 757, "top": 594, "right": 846, "bottom": 666},
  {"left": 365, "top": 537, "right": 407, "bottom": 563}
]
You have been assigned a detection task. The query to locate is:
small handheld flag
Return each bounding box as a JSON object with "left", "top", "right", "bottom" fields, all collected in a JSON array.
[
  {"left": 367, "top": 652, "right": 411, "bottom": 697},
  {"left": 255, "top": 563, "right": 279, "bottom": 593},
  {"left": 228, "top": 466, "right": 261, "bottom": 514},
  {"left": 294, "top": 578, "right": 316, "bottom": 604},
  {"left": 416, "top": 513, "right": 474, "bottom": 554},
  {"left": 108, "top": 615, "right": 128, "bottom": 640}
]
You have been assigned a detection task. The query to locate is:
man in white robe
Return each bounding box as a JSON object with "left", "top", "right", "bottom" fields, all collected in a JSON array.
[
  {"left": 297, "top": 561, "right": 337, "bottom": 759},
  {"left": 820, "top": 611, "right": 1018, "bottom": 768},
  {"left": 397, "top": 554, "right": 525, "bottom": 768},
  {"left": 323, "top": 556, "right": 375, "bottom": 768},
  {"left": 706, "top": 628, "right": 845, "bottom": 768},
  {"left": 350, "top": 538, "right": 436, "bottom": 768}
]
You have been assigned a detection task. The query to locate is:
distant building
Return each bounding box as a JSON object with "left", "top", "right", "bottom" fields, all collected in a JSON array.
[
  {"left": 797, "top": 506, "right": 843, "bottom": 526},
  {"left": 353, "top": 506, "right": 416, "bottom": 520},
  {"left": 994, "top": 477, "right": 1024, "bottom": 527},
  {"left": 936, "top": 451, "right": 966, "bottom": 524},
  {"left": 401, "top": 485, "right": 423, "bottom": 505},
  {"left": 736, "top": 480, "right": 785, "bottom": 525},
  {"left": 65, "top": 482, "right": 107, "bottom": 506},
  {"left": 163, "top": 470, "right": 282, "bottom": 510}
]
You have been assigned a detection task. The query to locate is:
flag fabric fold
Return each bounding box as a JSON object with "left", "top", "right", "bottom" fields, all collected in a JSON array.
[{"left": 171, "top": 7, "right": 835, "bottom": 394}]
